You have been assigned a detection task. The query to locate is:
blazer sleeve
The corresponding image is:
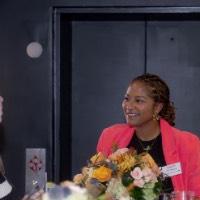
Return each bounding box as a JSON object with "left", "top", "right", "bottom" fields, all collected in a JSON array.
[
  {"left": 96, "top": 124, "right": 133, "bottom": 157},
  {"left": 96, "top": 127, "right": 114, "bottom": 157},
  {"left": 186, "top": 135, "right": 200, "bottom": 197}
]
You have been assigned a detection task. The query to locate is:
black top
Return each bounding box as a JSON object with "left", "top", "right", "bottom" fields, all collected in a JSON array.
[{"left": 127, "top": 133, "right": 173, "bottom": 193}]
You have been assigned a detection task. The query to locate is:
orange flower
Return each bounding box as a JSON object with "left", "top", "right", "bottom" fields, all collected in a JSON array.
[
  {"left": 92, "top": 166, "right": 112, "bottom": 182},
  {"left": 109, "top": 148, "right": 129, "bottom": 161},
  {"left": 140, "top": 153, "right": 160, "bottom": 175},
  {"left": 109, "top": 148, "right": 136, "bottom": 173}
]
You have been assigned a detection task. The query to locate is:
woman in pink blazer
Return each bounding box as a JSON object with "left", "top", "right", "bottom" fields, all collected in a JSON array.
[{"left": 97, "top": 74, "right": 200, "bottom": 198}]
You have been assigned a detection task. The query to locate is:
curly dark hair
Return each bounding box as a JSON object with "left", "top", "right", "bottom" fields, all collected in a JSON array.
[{"left": 131, "top": 73, "right": 176, "bottom": 126}]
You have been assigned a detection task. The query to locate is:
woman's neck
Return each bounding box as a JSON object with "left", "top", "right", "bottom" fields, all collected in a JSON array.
[{"left": 135, "top": 121, "right": 160, "bottom": 141}]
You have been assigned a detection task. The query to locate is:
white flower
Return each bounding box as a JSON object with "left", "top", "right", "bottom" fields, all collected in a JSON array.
[
  {"left": 142, "top": 167, "right": 157, "bottom": 183},
  {"left": 65, "top": 186, "right": 90, "bottom": 200},
  {"left": 109, "top": 148, "right": 129, "bottom": 160},
  {"left": 106, "top": 178, "right": 129, "bottom": 200},
  {"left": 119, "top": 196, "right": 132, "bottom": 200}
]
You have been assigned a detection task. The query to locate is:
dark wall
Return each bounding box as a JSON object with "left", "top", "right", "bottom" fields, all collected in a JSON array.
[
  {"left": 0, "top": 0, "right": 51, "bottom": 199},
  {"left": 1, "top": 0, "right": 200, "bottom": 199}
]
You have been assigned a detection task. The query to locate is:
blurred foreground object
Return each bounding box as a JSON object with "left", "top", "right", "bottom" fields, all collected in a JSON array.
[
  {"left": 0, "top": 172, "right": 12, "bottom": 199},
  {"left": 43, "top": 181, "right": 93, "bottom": 200}
]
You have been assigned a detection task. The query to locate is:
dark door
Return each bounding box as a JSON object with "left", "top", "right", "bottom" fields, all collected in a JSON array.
[
  {"left": 60, "top": 16, "right": 200, "bottom": 179},
  {"left": 71, "top": 20, "right": 145, "bottom": 175}
]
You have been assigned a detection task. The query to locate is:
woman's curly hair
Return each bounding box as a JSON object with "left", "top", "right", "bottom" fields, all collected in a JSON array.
[{"left": 131, "top": 73, "right": 175, "bottom": 126}]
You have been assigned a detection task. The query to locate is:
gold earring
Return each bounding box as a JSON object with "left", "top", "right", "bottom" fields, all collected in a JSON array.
[{"left": 153, "top": 112, "right": 160, "bottom": 121}]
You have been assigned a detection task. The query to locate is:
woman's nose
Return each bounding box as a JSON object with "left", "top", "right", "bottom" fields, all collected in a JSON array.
[
  {"left": 124, "top": 101, "right": 136, "bottom": 111},
  {"left": 124, "top": 102, "right": 132, "bottom": 111}
]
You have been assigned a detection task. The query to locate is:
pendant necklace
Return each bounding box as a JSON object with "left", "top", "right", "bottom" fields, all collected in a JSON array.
[{"left": 136, "top": 134, "right": 160, "bottom": 152}]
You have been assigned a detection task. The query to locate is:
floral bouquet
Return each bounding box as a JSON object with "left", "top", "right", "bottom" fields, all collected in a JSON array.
[{"left": 73, "top": 148, "right": 163, "bottom": 200}]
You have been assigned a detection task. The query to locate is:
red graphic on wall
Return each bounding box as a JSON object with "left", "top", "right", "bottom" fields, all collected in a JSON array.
[{"left": 28, "top": 155, "right": 43, "bottom": 172}]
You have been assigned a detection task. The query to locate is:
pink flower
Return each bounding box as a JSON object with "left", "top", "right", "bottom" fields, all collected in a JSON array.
[
  {"left": 0, "top": 96, "right": 3, "bottom": 123},
  {"left": 133, "top": 178, "right": 145, "bottom": 188},
  {"left": 130, "top": 167, "right": 143, "bottom": 180}
]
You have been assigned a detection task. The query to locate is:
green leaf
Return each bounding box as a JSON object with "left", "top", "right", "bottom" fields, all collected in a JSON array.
[
  {"left": 121, "top": 172, "right": 133, "bottom": 187},
  {"left": 96, "top": 193, "right": 106, "bottom": 200},
  {"left": 153, "top": 181, "right": 163, "bottom": 194},
  {"left": 130, "top": 187, "right": 145, "bottom": 200}
]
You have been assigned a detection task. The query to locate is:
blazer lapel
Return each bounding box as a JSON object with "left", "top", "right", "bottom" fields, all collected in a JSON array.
[{"left": 160, "top": 119, "right": 184, "bottom": 190}]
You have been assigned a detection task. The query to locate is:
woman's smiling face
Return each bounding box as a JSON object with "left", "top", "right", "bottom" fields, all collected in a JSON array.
[{"left": 122, "top": 81, "right": 161, "bottom": 128}]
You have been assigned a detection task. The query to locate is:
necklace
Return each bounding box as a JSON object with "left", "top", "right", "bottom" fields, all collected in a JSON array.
[{"left": 136, "top": 134, "right": 160, "bottom": 152}]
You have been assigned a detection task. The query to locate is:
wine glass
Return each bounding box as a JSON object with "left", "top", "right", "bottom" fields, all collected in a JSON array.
[
  {"left": 159, "top": 193, "right": 171, "bottom": 200},
  {"left": 45, "top": 185, "right": 71, "bottom": 200},
  {"left": 170, "top": 191, "right": 195, "bottom": 200}
]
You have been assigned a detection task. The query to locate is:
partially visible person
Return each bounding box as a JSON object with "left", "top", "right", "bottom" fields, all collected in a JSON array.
[
  {"left": 0, "top": 171, "right": 12, "bottom": 199},
  {"left": 0, "top": 96, "right": 12, "bottom": 199},
  {"left": 97, "top": 73, "right": 200, "bottom": 198},
  {"left": 0, "top": 96, "right": 43, "bottom": 200}
]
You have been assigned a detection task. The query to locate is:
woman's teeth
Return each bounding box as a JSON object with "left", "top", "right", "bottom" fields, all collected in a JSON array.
[{"left": 127, "top": 113, "right": 138, "bottom": 117}]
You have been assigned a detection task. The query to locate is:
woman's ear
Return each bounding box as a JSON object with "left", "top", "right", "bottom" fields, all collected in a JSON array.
[{"left": 154, "top": 102, "right": 163, "bottom": 114}]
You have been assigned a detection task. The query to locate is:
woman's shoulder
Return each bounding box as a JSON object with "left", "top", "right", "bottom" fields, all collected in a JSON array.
[
  {"left": 101, "top": 123, "right": 132, "bottom": 134},
  {"left": 172, "top": 126, "right": 200, "bottom": 144},
  {"left": 97, "top": 123, "right": 134, "bottom": 155}
]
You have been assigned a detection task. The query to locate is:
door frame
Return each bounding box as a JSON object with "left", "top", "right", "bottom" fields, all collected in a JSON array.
[{"left": 52, "top": 6, "right": 200, "bottom": 181}]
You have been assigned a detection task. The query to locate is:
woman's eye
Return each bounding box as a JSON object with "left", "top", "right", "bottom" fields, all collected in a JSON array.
[
  {"left": 124, "top": 97, "right": 129, "bottom": 101},
  {"left": 136, "top": 99, "right": 144, "bottom": 103}
]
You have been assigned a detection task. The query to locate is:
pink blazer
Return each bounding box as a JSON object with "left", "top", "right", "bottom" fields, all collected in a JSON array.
[{"left": 97, "top": 119, "right": 200, "bottom": 196}]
